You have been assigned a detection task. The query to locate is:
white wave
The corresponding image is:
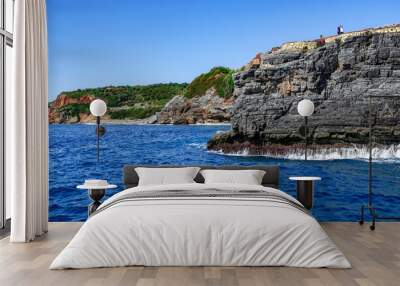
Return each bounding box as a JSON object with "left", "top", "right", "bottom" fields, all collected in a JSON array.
[
  {"left": 215, "top": 130, "right": 228, "bottom": 134},
  {"left": 188, "top": 143, "right": 207, "bottom": 149},
  {"left": 208, "top": 148, "right": 252, "bottom": 157},
  {"left": 208, "top": 144, "right": 400, "bottom": 162}
]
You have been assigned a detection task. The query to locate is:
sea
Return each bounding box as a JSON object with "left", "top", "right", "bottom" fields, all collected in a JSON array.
[{"left": 49, "top": 124, "right": 400, "bottom": 222}]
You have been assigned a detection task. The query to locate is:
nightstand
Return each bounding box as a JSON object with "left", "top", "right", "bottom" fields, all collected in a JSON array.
[
  {"left": 77, "top": 180, "right": 117, "bottom": 216},
  {"left": 289, "top": 176, "right": 321, "bottom": 210}
]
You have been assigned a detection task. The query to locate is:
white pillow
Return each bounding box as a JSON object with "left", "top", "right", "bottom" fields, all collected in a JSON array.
[
  {"left": 135, "top": 167, "right": 200, "bottom": 186},
  {"left": 200, "top": 169, "right": 266, "bottom": 185}
]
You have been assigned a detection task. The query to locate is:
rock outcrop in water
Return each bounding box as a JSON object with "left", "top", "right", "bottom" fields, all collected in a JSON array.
[{"left": 208, "top": 25, "right": 400, "bottom": 156}]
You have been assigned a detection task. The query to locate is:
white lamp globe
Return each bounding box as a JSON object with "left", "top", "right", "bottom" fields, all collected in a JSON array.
[
  {"left": 90, "top": 99, "right": 107, "bottom": 117},
  {"left": 297, "top": 99, "right": 314, "bottom": 117}
]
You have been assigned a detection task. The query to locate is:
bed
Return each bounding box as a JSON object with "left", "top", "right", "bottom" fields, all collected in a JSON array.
[{"left": 50, "top": 165, "right": 350, "bottom": 269}]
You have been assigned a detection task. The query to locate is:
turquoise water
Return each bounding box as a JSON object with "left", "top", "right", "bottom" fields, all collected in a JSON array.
[{"left": 49, "top": 124, "right": 400, "bottom": 222}]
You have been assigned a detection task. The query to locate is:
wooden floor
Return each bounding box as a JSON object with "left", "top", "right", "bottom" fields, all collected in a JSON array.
[{"left": 0, "top": 222, "right": 399, "bottom": 286}]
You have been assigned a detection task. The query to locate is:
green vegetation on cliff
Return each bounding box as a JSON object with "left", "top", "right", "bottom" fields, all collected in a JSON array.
[
  {"left": 58, "top": 103, "right": 90, "bottom": 119},
  {"left": 109, "top": 107, "right": 161, "bottom": 120},
  {"left": 64, "top": 83, "right": 188, "bottom": 108},
  {"left": 51, "top": 83, "right": 188, "bottom": 121},
  {"left": 185, "top": 67, "right": 234, "bottom": 99}
]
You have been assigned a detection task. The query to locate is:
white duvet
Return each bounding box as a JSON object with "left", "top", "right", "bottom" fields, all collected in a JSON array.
[{"left": 50, "top": 183, "right": 351, "bottom": 269}]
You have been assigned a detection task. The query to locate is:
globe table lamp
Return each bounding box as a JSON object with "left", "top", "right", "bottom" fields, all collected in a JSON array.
[
  {"left": 297, "top": 99, "right": 314, "bottom": 160},
  {"left": 90, "top": 99, "right": 107, "bottom": 161}
]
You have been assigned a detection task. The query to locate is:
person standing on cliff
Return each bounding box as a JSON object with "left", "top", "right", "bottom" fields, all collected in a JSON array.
[
  {"left": 337, "top": 25, "right": 344, "bottom": 35},
  {"left": 317, "top": 34, "right": 325, "bottom": 46}
]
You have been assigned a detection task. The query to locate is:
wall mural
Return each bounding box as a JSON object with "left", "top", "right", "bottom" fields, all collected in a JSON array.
[{"left": 47, "top": 2, "right": 400, "bottom": 222}]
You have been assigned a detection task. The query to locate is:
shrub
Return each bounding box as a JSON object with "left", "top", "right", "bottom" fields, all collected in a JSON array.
[
  {"left": 109, "top": 107, "right": 161, "bottom": 120},
  {"left": 185, "top": 67, "right": 234, "bottom": 98},
  {"left": 58, "top": 103, "right": 89, "bottom": 117}
]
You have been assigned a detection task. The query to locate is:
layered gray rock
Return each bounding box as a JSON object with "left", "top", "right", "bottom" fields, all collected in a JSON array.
[
  {"left": 156, "top": 87, "right": 233, "bottom": 124},
  {"left": 208, "top": 32, "right": 400, "bottom": 155}
]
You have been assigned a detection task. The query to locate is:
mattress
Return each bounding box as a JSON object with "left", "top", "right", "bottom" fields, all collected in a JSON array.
[{"left": 50, "top": 183, "right": 351, "bottom": 269}]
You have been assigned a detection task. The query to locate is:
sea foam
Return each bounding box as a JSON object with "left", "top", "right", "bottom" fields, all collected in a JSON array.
[{"left": 209, "top": 144, "right": 400, "bottom": 161}]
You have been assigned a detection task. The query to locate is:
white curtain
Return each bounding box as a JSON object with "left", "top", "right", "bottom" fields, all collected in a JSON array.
[{"left": 7, "top": 0, "right": 49, "bottom": 242}]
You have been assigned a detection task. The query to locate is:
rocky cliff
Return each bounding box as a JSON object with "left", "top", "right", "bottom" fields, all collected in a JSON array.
[
  {"left": 48, "top": 94, "right": 95, "bottom": 123},
  {"left": 156, "top": 67, "right": 234, "bottom": 124},
  {"left": 156, "top": 87, "right": 233, "bottom": 124},
  {"left": 208, "top": 25, "right": 400, "bottom": 156}
]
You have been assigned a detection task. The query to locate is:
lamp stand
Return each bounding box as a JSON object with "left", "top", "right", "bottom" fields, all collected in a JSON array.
[
  {"left": 304, "top": 116, "right": 308, "bottom": 161},
  {"left": 96, "top": 116, "right": 100, "bottom": 161},
  {"left": 359, "top": 94, "right": 400, "bottom": 230}
]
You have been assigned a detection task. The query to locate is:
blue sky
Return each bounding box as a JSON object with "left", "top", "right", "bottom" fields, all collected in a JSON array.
[{"left": 47, "top": 0, "right": 400, "bottom": 100}]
